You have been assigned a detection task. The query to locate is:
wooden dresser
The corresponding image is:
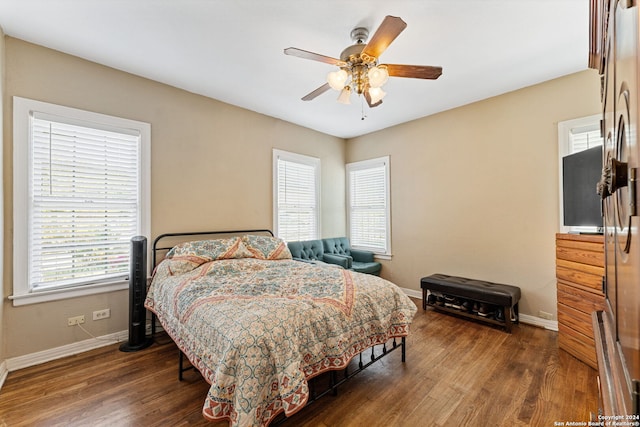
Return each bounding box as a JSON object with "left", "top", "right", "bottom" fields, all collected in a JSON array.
[{"left": 556, "top": 233, "right": 605, "bottom": 369}]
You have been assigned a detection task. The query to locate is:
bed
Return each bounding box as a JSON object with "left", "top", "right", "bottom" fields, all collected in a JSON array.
[{"left": 144, "top": 230, "right": 417, "bottom": 426}]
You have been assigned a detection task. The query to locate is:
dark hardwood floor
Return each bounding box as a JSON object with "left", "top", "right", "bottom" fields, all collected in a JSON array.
[{"left": 0, "top": 298, "right": 599, "bottom": 426}]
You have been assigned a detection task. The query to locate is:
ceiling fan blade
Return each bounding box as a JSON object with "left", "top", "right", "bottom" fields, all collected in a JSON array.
[
  {"left": 362, "top": 16, "right": 407, "bottom": 59},
  {"left": 383, "top": 64, "right": 443, "bottom": 80},
  {"left": 284, "top": 47, "right": 346, "bottom": 66},
  {"left": 364, "top": 90, "right": 383, "bottom": 108},
  {"left": 302, "top": 83, "right": 331, "bottom": 101}
]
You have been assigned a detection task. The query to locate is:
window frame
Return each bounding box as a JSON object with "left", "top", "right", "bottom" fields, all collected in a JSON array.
[
  {"left": 346, "top": 156, "right": 391, "bottom": 258},
  {"left": 557, "top": 114, "right": 603, "bottom": 234},
  {"left": 11, "top": 97, "right": 151, "bottom": 306},
  {"left": 272, "top": 149, "right": 321, "bottom": 241}
]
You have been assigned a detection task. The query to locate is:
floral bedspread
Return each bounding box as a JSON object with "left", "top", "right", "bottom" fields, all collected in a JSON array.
[{"left": 144, "top": 236, "right": 417, "bottom": 427}]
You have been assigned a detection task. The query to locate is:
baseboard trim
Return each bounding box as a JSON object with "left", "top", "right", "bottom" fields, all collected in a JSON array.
[
  {"left": 401, "top": 287, "right": 422, "bottom": 299},
  {"left": 519, "top": 314, "right": 558, "bottom": 331},
  {"left": 401, "top": 287, "right": 558, "bottom": 331},
  {"left": 4, "top": 321, "right": 163, "bottom": 375},
  {"left": 0, "top": 360, "right": 8, "bottom": 390},
  {"left": 6, "top": 329, "right": 129, "bottom": 372}
]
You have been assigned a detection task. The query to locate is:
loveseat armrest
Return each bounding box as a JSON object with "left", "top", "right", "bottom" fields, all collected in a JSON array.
[
  {"left": 322, "top": 253, "right": 352, "bottom": 269},
  {"left": 350, "top": 248, "right": 375, "bottom": 263}
]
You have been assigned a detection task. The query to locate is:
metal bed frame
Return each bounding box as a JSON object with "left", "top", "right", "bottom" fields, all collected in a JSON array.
[
  {"left": 151, "top": 228, "right": 275, "bottom": 268},
  {"left": 148, "top": 229, "right": 407, "bottom": 424}
]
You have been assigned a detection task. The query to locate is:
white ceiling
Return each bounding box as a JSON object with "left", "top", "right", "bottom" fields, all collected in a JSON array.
[{"left": 0, "top": 0, "right": 590, "bottom": 139}]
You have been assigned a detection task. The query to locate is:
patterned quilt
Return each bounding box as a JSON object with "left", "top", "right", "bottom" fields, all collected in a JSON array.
[{"left": 144, "top": 235, "right": 417, "bottom": 427}]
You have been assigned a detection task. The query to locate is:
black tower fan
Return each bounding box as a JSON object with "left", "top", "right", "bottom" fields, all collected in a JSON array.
[{"left": 120, "top": 236, "right": 153, "bottom": 352}]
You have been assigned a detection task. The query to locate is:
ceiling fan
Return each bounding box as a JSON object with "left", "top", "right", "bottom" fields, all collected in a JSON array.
[{"left": 284, "top": 15, "right": 442, "bottom": 108}]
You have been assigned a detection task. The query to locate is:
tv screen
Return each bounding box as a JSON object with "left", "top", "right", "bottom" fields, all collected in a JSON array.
[{"left": 562, "top": 145, "right": 603, "bottom": 228}]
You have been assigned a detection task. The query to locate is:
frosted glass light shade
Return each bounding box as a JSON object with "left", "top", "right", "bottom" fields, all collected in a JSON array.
[
  {"left": 368, "top": 66, "right": 389, "bottom": 88},
  {"left": 368, "top": 87, "right": 386, "bottom": 104},
  {"left": 337, "top": 86, "right": 352, "bottom": 104},
  {"left": 327, "top": 69, "right": 349, "bottom": 90}
]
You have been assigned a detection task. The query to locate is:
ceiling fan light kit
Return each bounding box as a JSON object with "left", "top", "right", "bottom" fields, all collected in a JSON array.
[{"left": 284, "top": 15, "right": 442, "bottom": 111}]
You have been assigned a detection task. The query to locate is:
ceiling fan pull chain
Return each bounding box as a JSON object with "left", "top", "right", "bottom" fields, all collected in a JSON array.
[{"left": 361, "top": 96, "right": 367, "bottom": 120}]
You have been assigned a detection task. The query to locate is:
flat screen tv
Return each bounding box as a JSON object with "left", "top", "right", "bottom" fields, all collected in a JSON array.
[{"left": 562, "top": 145, "right": 603, "bottom": 228}]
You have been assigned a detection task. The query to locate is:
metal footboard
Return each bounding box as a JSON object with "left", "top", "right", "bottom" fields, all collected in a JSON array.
[
  {"left": 270, "top": 336, "right": 406, "bottom": 425},
  {"left": 178, "top": 336, "right": 406, "bottom": 385}
]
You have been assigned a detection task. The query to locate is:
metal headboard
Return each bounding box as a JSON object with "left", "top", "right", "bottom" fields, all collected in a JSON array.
[{"left": 151, "top": 229, "right": 274, "bottom": 269}]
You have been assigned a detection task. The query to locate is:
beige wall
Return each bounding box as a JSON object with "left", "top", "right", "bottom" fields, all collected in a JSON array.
[
  {"left": 346, "top": 69, "right": 602, "bottom": 320},
  {"left": 2, "top": 37, "right": 345, "bottom": 358}
]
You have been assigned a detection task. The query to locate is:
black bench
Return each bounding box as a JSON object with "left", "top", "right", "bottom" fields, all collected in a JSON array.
[{"left": 420, "top": 274, "right": 521, "bottom": 333}]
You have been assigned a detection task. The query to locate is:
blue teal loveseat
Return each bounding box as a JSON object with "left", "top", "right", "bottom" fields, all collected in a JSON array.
[{"left": 287, "top": 237, "right": 382, "bottom": 276}]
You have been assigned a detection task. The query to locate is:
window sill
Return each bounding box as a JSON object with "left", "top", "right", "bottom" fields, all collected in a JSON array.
[
  {"left": 374, "top": 253, "right": 392, "bottom": 261},
  {"left": 9, "top": 280, "right": 129, "bottom": 306}
]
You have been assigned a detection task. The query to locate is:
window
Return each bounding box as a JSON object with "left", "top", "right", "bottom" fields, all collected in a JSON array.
[
  {"left": 12, "top": 97, "right": 150, "bottom": 306},
  {"left": 558, "top": 114, "right": 603, "bottom": 233},
  {"left": 346, "top": 156, "right": 391, "bottom": 257},
  {"left": 273, "top": 149, "right": 320, "bottom": 241}
]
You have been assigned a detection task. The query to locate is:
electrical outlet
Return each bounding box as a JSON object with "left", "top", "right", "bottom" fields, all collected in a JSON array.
[
  {"left": 67, "top": 315, "right": 85, "bottom": 326},
  {"left": 539, "top": 310, "right": 553, "bottom": 320},
  {"left": 93, "top": 308, "right": 111, "bottom": 321}
]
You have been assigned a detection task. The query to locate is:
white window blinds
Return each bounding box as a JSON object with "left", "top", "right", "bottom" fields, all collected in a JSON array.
[
  {"left": 273, "top": 150, "right": 320, "bottom": 242},
  {"left": 569, "top": 124, "right": 603, "bottom": 153},
  {"left": 29, "top": 114, "right": 140, "bottom": 291},
  {"left": 347, "top": 156, "right": 390, "bottom": 254}
]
